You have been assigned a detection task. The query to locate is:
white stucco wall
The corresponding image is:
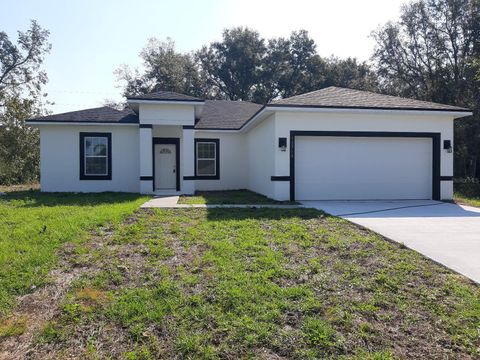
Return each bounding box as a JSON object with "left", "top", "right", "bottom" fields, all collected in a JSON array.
[
  {"left": 35, "top": 107, "right": 457, "bottom": 201},
  {"left": 245, "top": 114, "right": 276, "bottom": 198},
  {"left": 139, "top": 104, "right": 195, "bottom": 126},
  {"left": 39, "top": 125, "right": 139, "bottom": 192},
  {"left": 272, "top": 110, "right": 455, "bottom": 200},
  {"left": 193, "top": 131, "right": 248, "bottom": 191}
]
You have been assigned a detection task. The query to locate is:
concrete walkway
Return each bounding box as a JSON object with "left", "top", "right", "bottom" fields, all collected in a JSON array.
[
  {"left": 141, "top": 196, "right": 180, "bottom": 208},
  {"left": 302, "top": 200, "right": 480, "bottom": 284},
  {"left": 140, "top": 196, "right": 304, "bottom": 209}
]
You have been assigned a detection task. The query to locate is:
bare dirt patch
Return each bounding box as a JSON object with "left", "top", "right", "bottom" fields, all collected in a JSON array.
[{"left": 0, "top": 252, "right": 88, "bottom": 359}]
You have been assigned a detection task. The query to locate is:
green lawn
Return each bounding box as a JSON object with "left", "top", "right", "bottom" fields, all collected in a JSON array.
[
  {"left": 1, "top": 198, "right": 476, "bottom": 359},
  {"left": 0, "top": 189, "right": 148, "bottom": 314},
  {"left": 454, "top": 193, "right": 480, "bottom": 208},
  {"left": 178, "top": 189, "right": 298, "bottom": 205}
]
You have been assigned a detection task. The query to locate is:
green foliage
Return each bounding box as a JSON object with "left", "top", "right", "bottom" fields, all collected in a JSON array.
[
  {"left": 115, "top": 38, "right": 207, "bottom": 98},
  {"left": 0, "top": 97, "right": 40, "bottom": 184},
  {"left": 454, "top": 179, "right": 480, "bottom": 198},
  {"left": 453, "top": 179, "right": 480, "bottom": 207},
  {"left": 372, "top": 0, "right": 480, "bottom": 178},
  {"left": 118, "top": 27, "right": 376, "bottom": 103},
  {"left": 0, "top": 20, "right": 51, "bottom": 185},
  {"left": 37, "top": 321, "right": 65, "bottom": 344},
  {"left": 0, "top": 20, "right": 51, "bottom": 103},
  {"left": 302, "top": 316, "right": 340, "bottom": 349},
  {"left": 197, "top": 27, "right": 267, "bottom": 101}
]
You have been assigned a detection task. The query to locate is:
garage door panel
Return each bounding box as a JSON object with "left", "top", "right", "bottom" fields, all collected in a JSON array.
[{"left": 295, "top": 137, "right": 432, "bottom": 200}]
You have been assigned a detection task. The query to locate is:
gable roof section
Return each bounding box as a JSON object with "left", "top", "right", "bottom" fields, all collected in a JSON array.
[
  {"left": 27, "top": 106, "right": 139, "bottom": 124},
  {"left": 270, "top": 86, "right": 470, "bottom": 112},
  {"left": 126, "top": 90, "right": 203, "bottom": 102},
  {"left": 195, "top": 100, "right": 263, "bottom": 129}
]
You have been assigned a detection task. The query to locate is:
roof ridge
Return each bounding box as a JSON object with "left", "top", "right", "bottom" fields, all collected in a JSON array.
[{"left": 126, "top": 90, "right": 203, "bottom": 101}]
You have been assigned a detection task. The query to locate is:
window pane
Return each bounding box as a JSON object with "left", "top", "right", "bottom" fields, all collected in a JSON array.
[
  {"left": 85, "top": 157, "right": 107, "bottom": 175},
  {"left": 198, "top": 143, "right": 215, "bottom": 159},
  {"left": 197, "top": 159, "right": 215, "bottom": 175},
  {"left": 85, "top": 138, "right": 95, "bottom": 156},
  {"left": 85, "top": 137, "right": 107, "bottom": 156},
  {"left": 94, "top": 141, "right": 107, "bottom": 155}
]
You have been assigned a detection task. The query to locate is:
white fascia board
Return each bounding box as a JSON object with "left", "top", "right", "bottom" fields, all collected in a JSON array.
[
  {"left": 127, "top": 99, "right": 205, "bottom": 106},
  {"left": 25, "top": 121, "right": 139, "bottom": 126},
  {"left": 268, "top": 106, "right": 472, "bottom": 118}
]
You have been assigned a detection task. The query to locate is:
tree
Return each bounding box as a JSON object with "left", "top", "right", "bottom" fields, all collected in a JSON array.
[
  {"left": 322, "top": 57, "right": 378, "bottom": 92},
  {"left": 119, "top": 28, "right": 376, "bottom": 104},
  {"left": 0, "top": 97, "right": 40, "bottom": 184},
  {"left": 115, "top": 38, "right": 208, "bottom": 98},
  {"left": 372, "top": 0, "right": 480, "bottom": 177},
  {"left": 0, "top": 20, "right": 51, "bottom": 184},
  {"left": 196, "top": 28, "right": 376, "bottom": 103},
  {"left": 0, "top": 20, "right": 50, "bottom": 106},
  {"left": 255, "top": 30, "right": 327, "bottom": 103},
  {"left": 196, "top": 27, "right": 266, "bottom": 101}
]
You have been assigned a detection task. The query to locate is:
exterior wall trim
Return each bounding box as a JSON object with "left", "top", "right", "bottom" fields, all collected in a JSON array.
[
  {"left": 289, "top": 130, "right": 441, "bottom": 201},
  {"left": 271, "top": 176, "right": 291, "bottom": 181},
  {"left": 194, "top": 138, "right": 220, "bottom": 180},
  {"left": 79, "top": 132, "right": 112, "bottom": 180}
]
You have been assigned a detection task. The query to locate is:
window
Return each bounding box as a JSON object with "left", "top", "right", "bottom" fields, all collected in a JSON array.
[
  {"left": 80, "top": 132, "right": 112, "bottom": 180},
  {"left": 195, "top": 139, "right": 219, "bottom": 179}
]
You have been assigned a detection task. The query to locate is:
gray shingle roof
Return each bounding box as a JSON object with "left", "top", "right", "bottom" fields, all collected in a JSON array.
[
  {"left": 270, "top": 86, "right": 470, "bottom": 112},
  {"left": 127, "top": 90, "right": 203, "bottom": 102},
  {"left": 27, "top": 87, "right": 470, "bottom": 127},
  {"left": 27, "top": 107, "right": 139, "bottom": 124},
  {"left": 195, "top": 100, "right": 263, "bottom": 130}
]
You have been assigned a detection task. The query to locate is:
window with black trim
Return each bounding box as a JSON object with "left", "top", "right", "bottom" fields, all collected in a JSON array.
[
  {"left": 195, "top": 138, "right": 219, "bottom": 179},
  {"left": 80, "top": 132, "right": 112, "bottom": 180}
]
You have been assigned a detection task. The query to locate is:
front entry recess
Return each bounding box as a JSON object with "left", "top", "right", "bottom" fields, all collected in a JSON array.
[{"left": 154, "top": 144, "right": 177, "bottom": 190}]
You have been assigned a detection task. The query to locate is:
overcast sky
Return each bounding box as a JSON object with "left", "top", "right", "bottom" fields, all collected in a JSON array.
[{"left": 2, "top": 0, "right": 406, "bottom": 113}]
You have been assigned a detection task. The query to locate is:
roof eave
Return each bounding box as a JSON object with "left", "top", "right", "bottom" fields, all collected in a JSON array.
[{"left": 25, "top": 121, "right": 139, "bottom": 126}]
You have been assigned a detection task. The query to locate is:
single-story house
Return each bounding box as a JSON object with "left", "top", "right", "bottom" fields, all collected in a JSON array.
[{"left": 26, "top": 87, "right": 472, "bottom": 201}]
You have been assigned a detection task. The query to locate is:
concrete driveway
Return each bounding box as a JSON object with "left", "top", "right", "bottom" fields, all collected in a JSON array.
[{"left": 301, "top": 200, "right": 480, "bottom": 283}]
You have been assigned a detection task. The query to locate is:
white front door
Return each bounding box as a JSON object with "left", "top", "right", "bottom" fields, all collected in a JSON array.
[{"left": 154, "top": 144, "right": 176, "bottom": 190}]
